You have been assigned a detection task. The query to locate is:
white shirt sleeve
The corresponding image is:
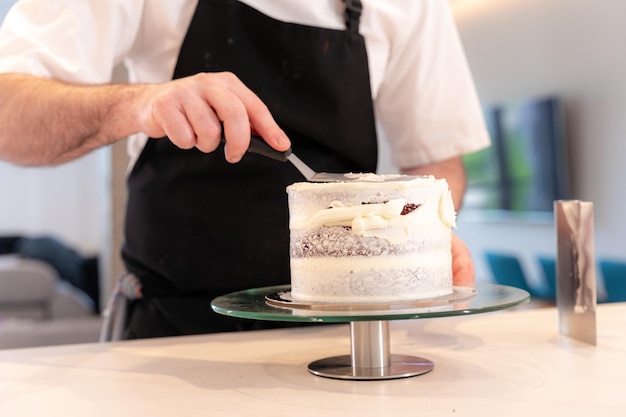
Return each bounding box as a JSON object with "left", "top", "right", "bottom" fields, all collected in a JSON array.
[
  {"left": 370, "top": 0, "right": 490, "bottom": 168},
  {"left": 0, "top": 0, "right": 144, "bottom": 82}
]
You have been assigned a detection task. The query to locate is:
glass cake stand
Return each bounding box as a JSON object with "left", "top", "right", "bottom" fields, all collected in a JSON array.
[{"left": 211, "top": 283, "right": 530, "bottom": 381}]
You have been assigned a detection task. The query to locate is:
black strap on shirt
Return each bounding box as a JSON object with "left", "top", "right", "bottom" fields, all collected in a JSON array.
[{"left": 343, "top": 0, "right": 363, "bottom": 34}]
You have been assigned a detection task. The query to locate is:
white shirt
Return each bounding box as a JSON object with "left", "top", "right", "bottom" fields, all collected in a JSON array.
[{"left": 0, "top": 0, "right": 490, "bottom": 169}]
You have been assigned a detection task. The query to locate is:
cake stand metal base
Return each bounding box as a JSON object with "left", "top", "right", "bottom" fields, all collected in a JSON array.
[
  {"left": 211, "top": 283, "right": 531, "bottom": 382},
  {"left": 308, "top": 353, "right": 434, "bottom": 381},
  {"left": 308, "top": 321, "right": 433, "bottom": 381}
]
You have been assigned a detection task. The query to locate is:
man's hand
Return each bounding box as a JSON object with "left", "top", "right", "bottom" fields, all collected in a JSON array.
[
  {"left": 136, "top": 72, "right": 290, "bottom": 162},
  {"left": 451, "top": 231, "right": 475, "bottom": 288}
]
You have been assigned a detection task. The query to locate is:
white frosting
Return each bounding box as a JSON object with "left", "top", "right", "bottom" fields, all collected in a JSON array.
[
  {"left": 286, "top": 173, "right": 456, "bottom": 303},
  {"left": 340, "top": 173, "right": 411, "bottom": 182},
  {"left": 287, "top": 173, "right": 438, "bottom": 192},
  {"left": 439, "top": 190, "right": 457, "bottom": 228},
  {"left": 290, "top": 251, "right": 452, "bottom": 303},
  {"left": 309, "top": 198, "right": 409, "bottom": 244},
  {"left": 287, "top": 174, "right": 456, "bottom": 231}
]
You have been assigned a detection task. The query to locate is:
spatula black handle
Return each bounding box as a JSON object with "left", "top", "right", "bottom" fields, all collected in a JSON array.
[{"left": 220, "top": 133, "right": 291, "bottom": 162}]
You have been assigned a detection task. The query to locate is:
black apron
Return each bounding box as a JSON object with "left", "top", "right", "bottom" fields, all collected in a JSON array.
[{"left": 121, "top": 0, "right": 378, "bottom": 337}]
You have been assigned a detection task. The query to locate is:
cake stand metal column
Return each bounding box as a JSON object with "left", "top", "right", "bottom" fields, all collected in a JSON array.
[{"left": 307, "top": 320, "right": 434, "bottom": 380}]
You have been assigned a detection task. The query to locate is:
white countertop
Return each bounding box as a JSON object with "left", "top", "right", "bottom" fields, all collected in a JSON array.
[{"left": 0, "top": 303, "right": 624, "bottom": 416}]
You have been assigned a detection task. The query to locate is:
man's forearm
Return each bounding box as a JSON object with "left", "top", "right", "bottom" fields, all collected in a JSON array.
[
  {"left": 401, "top": 155, "right": 467, "bottom": 211},
  {"left": 0, "top": 73, "right": 142, "bottom": 166},
  {"left": 0, "top": 71, "right": 292, "bottom": 166}
]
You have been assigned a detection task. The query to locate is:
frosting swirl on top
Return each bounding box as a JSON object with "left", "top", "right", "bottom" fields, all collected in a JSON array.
[
  {"left": 287, "top": 174, "right": 457, "bottom": 244},
  {"left": 309, "top": 199, "right": 411, "bottom": 244}
]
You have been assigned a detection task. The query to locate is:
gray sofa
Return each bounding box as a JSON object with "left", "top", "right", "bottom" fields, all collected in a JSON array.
[{"left": 0, "top": 255, "right": 102, "bottom": 349}]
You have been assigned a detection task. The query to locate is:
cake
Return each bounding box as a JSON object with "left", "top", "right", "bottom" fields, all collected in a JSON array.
[{"left": 286, "top": 173, "right": 456, "bottom": 304}]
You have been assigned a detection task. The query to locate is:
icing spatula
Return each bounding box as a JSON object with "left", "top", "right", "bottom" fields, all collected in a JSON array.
[{"left": 223, "top": 133, "right": 358, "bottom": 182}]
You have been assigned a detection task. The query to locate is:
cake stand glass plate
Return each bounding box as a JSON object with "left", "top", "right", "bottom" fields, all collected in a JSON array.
[
  {"left": 265, "top": 286, "right": 477, "bottom": 315},
  {"left": 211, "top": 283, "right": 530, "bottom": 381}
]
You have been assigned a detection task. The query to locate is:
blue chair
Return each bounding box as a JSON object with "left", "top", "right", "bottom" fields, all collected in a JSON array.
[
  {"left": 485, "top": 252, "right": 534, "bottom": 294},
  {"left": 598, "top": 260, "right": 626, "bottom": 303},
  {"left": 537, "top": 255, "right": 557, "bottom": 299}
]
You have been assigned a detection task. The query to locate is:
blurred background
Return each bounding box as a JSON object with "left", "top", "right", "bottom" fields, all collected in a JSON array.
[
  {"left": 384, "top": 0, "right": 625, "bottom": 299},
  {"left": 449, "top": 0, "right": 626, "bottom": 297}
]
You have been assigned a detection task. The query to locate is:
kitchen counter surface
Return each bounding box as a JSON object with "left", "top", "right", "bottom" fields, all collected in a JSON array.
[{"left": 1, "top": 302, "right": 624, "bottom": 416}]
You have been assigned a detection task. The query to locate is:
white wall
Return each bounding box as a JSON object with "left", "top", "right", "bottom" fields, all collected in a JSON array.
[
  {"left": 448, "top": 0, "right": 626, "bottom": 285},
  {"left": 0, "top": 155, "right": 105, "bottom": 254}
]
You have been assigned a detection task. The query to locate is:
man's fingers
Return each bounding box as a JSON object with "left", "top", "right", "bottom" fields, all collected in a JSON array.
[
  {"left": 197, "top": 73, "right": 252, "bottom": 162},
  {"left": 451, "top": 232, "right": 476, "bottom": 288},
  {"left": 219, "top": 72, "right": 290, "bottom": 152},
  {"left": 142, "top": 72, "right": 289, "bottom": 161},
  {"left": 152, "top": 103, "right": 196, "bottom": 149},
  {"left": 180, "top": 95, "right": 222, "bottom": 153}
]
